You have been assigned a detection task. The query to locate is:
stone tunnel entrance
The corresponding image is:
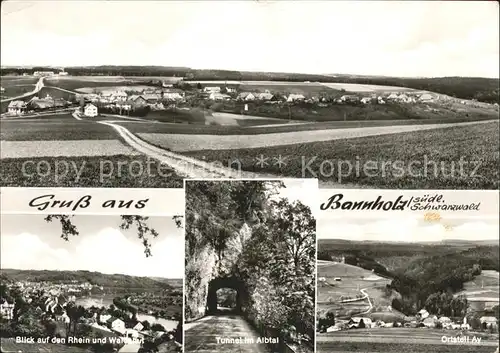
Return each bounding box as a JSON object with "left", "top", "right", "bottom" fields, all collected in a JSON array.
[{"left": 206, "top": 276, "right": 247, "bottom": 315}]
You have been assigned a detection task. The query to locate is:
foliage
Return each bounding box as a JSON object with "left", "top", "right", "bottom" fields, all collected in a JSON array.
[{"left": 184, "top": 179, "right": 315, "bottom": 348}]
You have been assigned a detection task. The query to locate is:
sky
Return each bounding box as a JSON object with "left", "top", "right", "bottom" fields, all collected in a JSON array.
[
  {"left": 0, "top": 215, "right": 184, "bottom": 278},
  {"left": 318, "top": 217, "right": 500, "bottom": 242},
  {"left": 1, "top": 0, "right": 498, "bottom": 78}
]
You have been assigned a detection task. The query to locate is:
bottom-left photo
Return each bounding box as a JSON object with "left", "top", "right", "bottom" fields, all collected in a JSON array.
[{"left": 0, "top": 214, "right": 184, "bottom": 353}]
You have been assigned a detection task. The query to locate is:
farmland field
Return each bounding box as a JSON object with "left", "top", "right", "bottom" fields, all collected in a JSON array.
[
  {"left": 44, "top": 76, "right": 132, "bottom": 91},
  {"left": 320, "top": 82, "right": 417, "bottom": 92},
  {"left": 317, "top": 328, "right": 499, "bottom": 352},
  {"left": 136, "top": 119, "right": 496, "bottom": 152},
  {"left": 1, "top": 84, "right": 35, "bottom": 99},
  {"left": 239, "top": 82, "right": 337, "bottom": 95},
  {"left": 317, "top": 261, "right": 390, "bottom": 318},
  {"left": 0, "top": 154, "right": 183, "bottom": 188},
  {"left": 1, "top": 76, "right": 39, "bottom": 86},
  {"left": 182, "top": 120, "right": 499, "bottom": 189}
]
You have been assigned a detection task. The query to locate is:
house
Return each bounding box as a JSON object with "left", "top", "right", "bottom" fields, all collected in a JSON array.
[
  {"left": 107, "top": 317, "right": 126, "bottom": 335},
  {"left": 377, "top": 96, "right": 386, "bottom": 104},
  {"left": 8, "top": 100, "right": 27, "bottom": 114},
  {"left": 142, "top": 93, "right": 162, "bottom": 104},
  {"left": 360, "top": 97, "right": 372, "bottom": 104},
  {"left": 163, "top": 92, "right": 184, "bottom": 101},
  {"left": 0, "top": 86, "right": 5, "bottom": 93},
  {"left": 129, "top": 95, "right": 148, "bottom": 106},
  {"left": 84, "top": 103, "right": 98, "bottom": 117},
  {"left": 34, "top": 71, "right": 55, "bottom": 77},
  {"left": 421, "top": 317, "right": 437, "bottom": 328},
  {"left": 340, "top": 95, "right": 359, "bottom": 103},
  {"left": 99, "top": 314, "right": 112, "bottom": 324},
  {"left": 480, "top": 316, "right": 498, "bottom": 329},
  {"left": 318, "top": 277, "right": 326, "bottom": 282},
  {"left": 287, "top": 94, "right": 306, "bottom": 102},
  {"left": 386, "top": 92, "right": 399, "bottom": 100},
  {"left": 133, "top": 322, "right": 144, "bottom": 332},
  {"left": 110, "top": 91, "right": 128, "bottom": 102},
  {"left": 209, "top": 92, "right": 231, "bottom": 101},
  {"left": 348, "top": 317, "right": 373, "bottom": 329},
  {"left": 0, "top": 300, "right": 15, "bottom": 320},
  {"left": 256, "top": 92, "right": 274, "bottom": 101},
  {"left": 416, "top": 309, "right": 429, "bottom": 320},
  {"left": 419, "top": 93, "right": 433, "bottom": 102},
  {"left": 57, "top": 312, "right": 70, "bottom": 324},
  {"left": 438, "top": 316, "right": 452, "bottom": 328},
  {"left": 203, "top": 86, "right": 221, "bottom": 93},
  {"left": 326, "top": 323, "right": 344, "bottom": 332},
  {"left": 226, "top": 87, "right": 236, "bottom": 93},
  {"left": 238, "top": 92, "right": 256, "bottom": 101}
]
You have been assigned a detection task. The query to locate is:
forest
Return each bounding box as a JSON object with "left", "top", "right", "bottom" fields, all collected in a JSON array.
[{"left": 184, "top": 180, "right": 316, "bottom": 350}]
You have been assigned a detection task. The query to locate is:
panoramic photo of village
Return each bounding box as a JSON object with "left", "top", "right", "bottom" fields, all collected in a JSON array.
[
  {"left": 1, "top": 1, "right": 498, "bottom": 189},
  {"left": 316, "top": 216, "right": 500, "bottom": 353},
  {"left": 183, "top": 179, "right": 317, "bottom": 353},
  {"left": 0, "top": 214, "right": 184, "bottom": 353}
]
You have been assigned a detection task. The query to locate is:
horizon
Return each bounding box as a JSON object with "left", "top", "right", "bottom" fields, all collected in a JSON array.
[
  {"left": 1, "top": 64, "right": 499, "bottom": 81},
  {"left": 319, "top": 238, "right": 500, "bottom": 243},
  {"left": 0, "top": 267, "right": 183, "bottom": 280},
  {"left": 1, "top": 1, "right": 498, "bottom": 78}
]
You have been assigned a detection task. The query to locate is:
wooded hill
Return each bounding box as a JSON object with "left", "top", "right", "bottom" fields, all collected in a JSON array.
[{"left": 0, "top": 269, "right": 174, "bottom": 291}]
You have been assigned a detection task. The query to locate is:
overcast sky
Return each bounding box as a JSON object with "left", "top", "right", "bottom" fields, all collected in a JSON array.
[
  {"left": 318, "top": 217, "right": 499, "bottom": 242},
  {"left": 1, "top": 1, "right": 498, "bottom": 78},
  {"left": 0, "top": 215, "right": 184, "bottom": 278}
]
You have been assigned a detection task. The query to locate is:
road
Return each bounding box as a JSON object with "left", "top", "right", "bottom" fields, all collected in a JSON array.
[
  {"left": 359, "top": 288, "right": 373, "bottom": 315},
  {"left": 185, "top": 310, "right": 270, "bottom": 353}
]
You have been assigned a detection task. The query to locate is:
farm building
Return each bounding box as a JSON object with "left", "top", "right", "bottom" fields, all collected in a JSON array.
[
  {"left": 204, "top": 86, "right": 221, "bottom": 93},
  {"left": 416, "top": 309, "right": 429, "bottom": 320},
  {"left": 0, "top": 300, "right": 15, "bottom": 320},
  {"left": 287, "top": 93, "right": 306, "bottom": 102},
  {"left": 7, "top": 100, "right": 27, "bottom": 114},
  {"left": 84, "top": 103, "right": 98, "bottom": 117},
  {"left": 110, "top": 91, "right": 128, "bottom": 102},
  {"left": 340, "top": 95, "right": 359, "bottom": 103},
  {"left": 419, "top": 93, "right": 433, "bottom": 102},
  {"left": 256, "top": 92, "right": 274, "bottom": 101},
  {"left": 0, "top": 86, "right": 4, "bottom": 93},
  {"left": 163, "top": 92, "right": 184, "bottom": 101},
  {"left": 142, "top": 93, "right": 162, "bottom": 104},
  {"left": 238, "top": 92, "right": 256, "bottom": 101},
  {"left": 480, "top": 316, "right": 498, "bottom": 330},
  {"left": 360, "top": 97, "right": 371, "bottom": 104},
  {"left": 209, "top": 92, "right": 231, "bottom": 101},
  {"left": 420, "top": 317, "right": 438, "bottom": 328},
  {"left": 129, "top": 95, "right": 148, "bottom": 106},
  {"left": 34, "top": 71, "right": 55, "bottom": 77},
  {"left": 387, "top": 93, "right": 399, "bottom": 100}
]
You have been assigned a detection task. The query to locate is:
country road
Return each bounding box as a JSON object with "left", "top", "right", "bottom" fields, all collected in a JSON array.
[
  {"left": 185, "top": 312, "right": 270, "bottom": 353},
  {"left": 359, "top": 288, "right": 373, "bottom": 315}
]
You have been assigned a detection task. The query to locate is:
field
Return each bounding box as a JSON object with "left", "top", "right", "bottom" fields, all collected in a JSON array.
[
  {"left": 44, "top": 76, "right": 132, "bottom": 91},
  {"left": 0, "top": 84, "right": 35, "bottom": 99},
  {"left": 320, "top": 82, "right": 417, "bottom": 92},
  {"left": 0, "top": 154, "right": 184, "bottom": 188},
  {"left": 317, "top": 328, "right": 499, "bottom": 352},
  {"left": 317, "top": 261, "right": 391, "bottom": 319},
  {"left": 182, "top": 120, "right": 499, "bottom": 189},
  {"left": 239, "top": 82, "right": 337, "bottom": 95}
]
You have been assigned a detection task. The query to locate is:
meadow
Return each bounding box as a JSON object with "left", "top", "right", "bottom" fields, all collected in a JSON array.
[
  {"left": 182, "top": 121, "right": 499, "bottom": 189},
  {"left": 0, "top": 84, "right": 35, "bottom": 99}
]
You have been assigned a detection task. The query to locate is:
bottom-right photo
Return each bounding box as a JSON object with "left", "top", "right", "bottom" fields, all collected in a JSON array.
[{"left": 316, "top": 216, "right": 499, "bottom": 353}]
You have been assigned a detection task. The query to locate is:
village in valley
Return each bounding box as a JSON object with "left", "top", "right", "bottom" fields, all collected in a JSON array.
[
  {"left": 3, "top": 68, "right": 497, "bottom": 121},
  {"left": 0, "top": 272, "right": 183, "bottom": 353}
]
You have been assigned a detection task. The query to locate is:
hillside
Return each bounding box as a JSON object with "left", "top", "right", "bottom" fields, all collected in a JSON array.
[{"left": 0, "top": 268, "right": 173, "bottom": 291}]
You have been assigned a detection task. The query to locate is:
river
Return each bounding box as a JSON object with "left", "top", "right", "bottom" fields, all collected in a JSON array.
[{"left": 75, "top": 296, "right": 178, "bottom": 331}]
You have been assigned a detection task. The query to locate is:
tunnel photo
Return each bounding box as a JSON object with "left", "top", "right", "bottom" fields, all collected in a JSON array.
[{"left": 184, "top": 179, "right": 317, "bottom": 353}]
